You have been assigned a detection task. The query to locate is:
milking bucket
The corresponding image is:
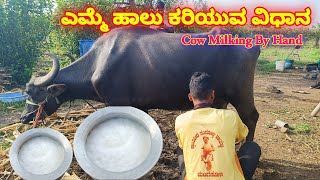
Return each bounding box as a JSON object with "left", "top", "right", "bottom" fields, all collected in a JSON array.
[
  {"left": 275, "top": 60, "right": 286, "bottom": 71},
  {"left": 9, "top": 128, "right": 73, "bottom": 180},
  {"left": 74, "top": 106, "right": 163, "bottom": 180}
]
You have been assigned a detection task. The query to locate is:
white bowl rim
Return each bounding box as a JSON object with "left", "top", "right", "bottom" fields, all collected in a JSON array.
[
  {"left": 9, "top": 128, "right": 73, "bottom": 180},
  {"left": 74, "top": 106, "right": 163, "bottom": 180}
]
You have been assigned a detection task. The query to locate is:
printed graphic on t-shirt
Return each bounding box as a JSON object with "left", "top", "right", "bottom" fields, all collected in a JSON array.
[
  {"left": 191, "top": 130, "right": 224, "bottom": 177},
  {"left": 201, "top": 136, "right": 214, "bottom": 171}
]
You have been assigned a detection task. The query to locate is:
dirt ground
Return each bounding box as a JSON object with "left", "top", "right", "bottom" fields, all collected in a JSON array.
[{"left": 1, "top": 71, "right": 320, "bottom": 180}]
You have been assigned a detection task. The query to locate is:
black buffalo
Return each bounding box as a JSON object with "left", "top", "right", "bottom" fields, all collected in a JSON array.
[{"left": 21, "top": 26, "right": 260, "bottom": 141}]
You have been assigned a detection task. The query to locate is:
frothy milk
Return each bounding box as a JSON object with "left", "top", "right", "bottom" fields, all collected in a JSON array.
[
  {"left": 18, "top": 136, "right": 64, "bottom": 175},
  {"left": 86, "top": 118, "right": 151, "bottom": 172}
]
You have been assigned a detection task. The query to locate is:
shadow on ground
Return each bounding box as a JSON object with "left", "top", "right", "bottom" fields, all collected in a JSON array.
[{"left": 254, "top": 159, "right": 320, "bottom": 180}]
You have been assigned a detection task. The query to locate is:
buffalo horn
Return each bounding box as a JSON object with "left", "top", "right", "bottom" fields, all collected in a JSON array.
[
  {"left": 63, "top": 53, "right": 76, "bottom": 63},
  {"left": 34, "top": 53, "right": 60, "bottom": 86}
]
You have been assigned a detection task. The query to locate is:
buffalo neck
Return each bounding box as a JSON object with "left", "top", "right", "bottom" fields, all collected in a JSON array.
[{"left": 53, "top": 53, "right": 99, "bottom": 102}]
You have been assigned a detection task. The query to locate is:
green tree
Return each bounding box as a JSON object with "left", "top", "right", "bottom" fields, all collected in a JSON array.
[
  {"left": 313, "top": 23, "right": 320, "bottom": 48},
  {"left": 47, "top": 0, "right": 115, "bottom": 62},
  {"left": 0, "top": 0, "right": 54, "bottom": 84},
  {"left": 48, "top": 0, "right": 181, "bottom": 62}
]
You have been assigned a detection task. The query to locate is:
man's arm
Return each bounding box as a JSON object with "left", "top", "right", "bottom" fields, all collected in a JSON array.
[
  {"left": 163, "top": 14, "right": 174, "bottom": 33},
  {"left": 149, "top": 24, "right": 174, "bottom": 33}
]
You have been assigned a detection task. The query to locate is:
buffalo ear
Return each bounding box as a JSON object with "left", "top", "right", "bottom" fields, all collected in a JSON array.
[{"left": 47, "top": 84, "right": 66, "bottom": 97}]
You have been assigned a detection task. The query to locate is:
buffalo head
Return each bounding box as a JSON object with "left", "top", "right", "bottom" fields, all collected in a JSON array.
[{"left": 20, "top": 53, "right": 66, "bottom": 124}]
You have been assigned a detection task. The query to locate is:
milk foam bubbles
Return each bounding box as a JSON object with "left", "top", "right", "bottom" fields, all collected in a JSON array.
[
  {"left": 18, "top": 136, "right": 64, "bottom": 175},
  {"left": 86, "top": 118, "right": 151, "bottom": 172}
]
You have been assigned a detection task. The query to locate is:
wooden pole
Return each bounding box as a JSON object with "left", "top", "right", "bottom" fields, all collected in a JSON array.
[{"left": 311, "top": 102, "right": 320, "bottom": 117}]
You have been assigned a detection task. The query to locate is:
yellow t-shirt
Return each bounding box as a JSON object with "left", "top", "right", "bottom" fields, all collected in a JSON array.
[{"left": 175, "top": 108, "right": 248, "bottom": 180}]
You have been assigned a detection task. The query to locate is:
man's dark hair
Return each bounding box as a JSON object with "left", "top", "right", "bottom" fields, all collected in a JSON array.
[
  {"left": 189, "top": 72, "right": 214, "bottom": 100},
  {"left": 156, "top": 1, "right": 165, "bottom": 9}
]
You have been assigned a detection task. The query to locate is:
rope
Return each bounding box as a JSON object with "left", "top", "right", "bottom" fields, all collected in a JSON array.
[
  {"left": 84, "top": 100, "right": 97, "bottom": 111},
  {"left": 33, "top": 102, "right": 45, "bottom": 128},
  {"left": 28, "top": 97, "right": 97, "bottom": 128},
  {"left": 63, "top": 101, "right": 72, "bottom": 121}
]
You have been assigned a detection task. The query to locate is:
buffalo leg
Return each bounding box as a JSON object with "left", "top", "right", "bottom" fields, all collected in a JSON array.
[{"left": 231, "top": 98, "right": 259, "bottom": 142}]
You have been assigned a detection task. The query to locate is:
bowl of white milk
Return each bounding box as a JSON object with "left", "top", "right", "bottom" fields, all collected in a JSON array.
[
  {"left": 74, "top": 106, "right": 163, "bottom": 180},
  {"left": 9, "top": 128, "right": 73, "bottom": 180}
]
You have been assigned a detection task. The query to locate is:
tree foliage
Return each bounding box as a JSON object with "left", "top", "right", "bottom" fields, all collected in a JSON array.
[
  {"left": 47, "top": 0, "right": 114, "bottom": 58},
  {"left": 48, "top": 0, "right": 181, "bottom": 60},
  {"left": 0, "top": 0, "right": 54, "bottom": 84}
]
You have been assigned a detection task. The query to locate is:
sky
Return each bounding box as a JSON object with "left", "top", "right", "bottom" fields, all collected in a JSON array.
[{"left": 192, "top": 0, "right": 320, "bottom": 26}]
